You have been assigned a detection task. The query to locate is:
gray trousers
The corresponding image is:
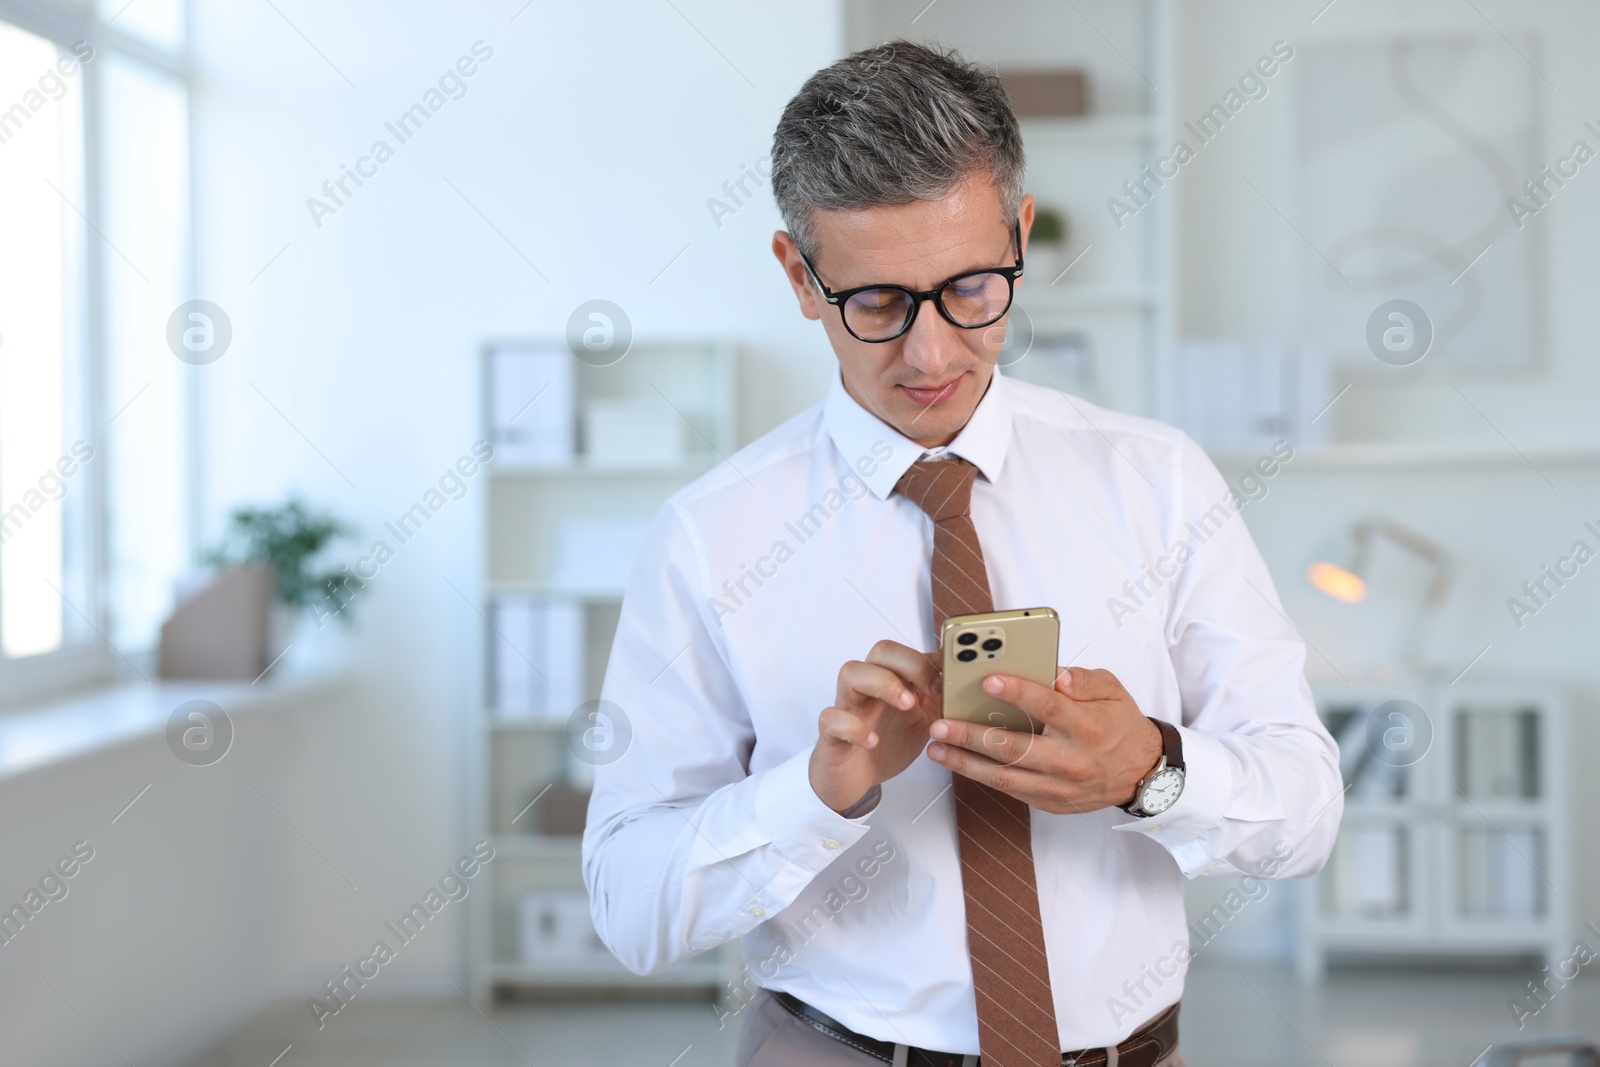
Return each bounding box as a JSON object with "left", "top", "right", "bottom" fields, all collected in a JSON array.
[{"left": 736, "top": 989, "right": 1187, "bottom": 1067}]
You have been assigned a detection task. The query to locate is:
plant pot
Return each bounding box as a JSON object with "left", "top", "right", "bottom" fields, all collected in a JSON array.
[{"left": 157, "top": 564, "right": 274, "bottom": 680}]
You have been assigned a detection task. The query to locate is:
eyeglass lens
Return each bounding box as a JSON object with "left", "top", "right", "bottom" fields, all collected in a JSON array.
[{"left": 841, "top": 272, "right": 1013, "bottom": 341}]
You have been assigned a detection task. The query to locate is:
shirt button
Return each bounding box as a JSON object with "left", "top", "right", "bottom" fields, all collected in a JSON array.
[
  {"left": 822, "top": 838, "right": 841, "bottom": 851},
  {"left": 751, "top": 906, "right": 766, "bottom": 917},
  {"left": 1147, "top": 824, "right": 1163, "bottom": 833}
]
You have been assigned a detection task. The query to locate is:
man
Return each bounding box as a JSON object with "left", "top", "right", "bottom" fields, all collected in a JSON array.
[{"left": 584, "top": 41, "right": 1342, "bottom": 1067}]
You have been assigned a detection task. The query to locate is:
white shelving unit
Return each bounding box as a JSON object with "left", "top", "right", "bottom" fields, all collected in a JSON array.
[
  {"left": 1296, "top": 680, "right": 1570, "bottom": 982},
  {"left": 468, "top": 339, "right": 743, "bottom": 1004},
  {"left": 1003, "top": 93, "right": 1173, "bottom": 417},
  {"left": 845, "top": 0, "right": 1177, "bottom": 420}
]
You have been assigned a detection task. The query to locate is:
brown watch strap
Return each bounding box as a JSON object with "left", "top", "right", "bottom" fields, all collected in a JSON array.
[
  {"left": 1122, "top": 718, "right": 1184, "bottom": 815},
  {"left": 1154, "top": 717, "right": 1184, "bottom": 770}
]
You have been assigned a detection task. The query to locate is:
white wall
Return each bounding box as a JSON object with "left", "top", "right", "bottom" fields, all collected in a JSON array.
[
  {"left": 187, "top": 0, "right": 845, "bottom": 1009},
  {"left": 0, "top": 696, "right": 327, "bottom": 1066}
]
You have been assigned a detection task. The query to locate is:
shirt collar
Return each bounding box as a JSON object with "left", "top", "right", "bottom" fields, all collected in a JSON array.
[{"left": 822, "top": 364, "right": 1013, "bottom": 500}]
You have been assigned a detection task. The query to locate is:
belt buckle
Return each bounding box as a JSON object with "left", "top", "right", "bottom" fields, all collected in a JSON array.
[{"left": 900, "top": 1049, "right": 977, "bottom": 1067}]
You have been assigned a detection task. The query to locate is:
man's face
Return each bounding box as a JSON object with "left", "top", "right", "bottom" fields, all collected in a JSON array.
[{"left": 774, "top": 177, "right": 1034, "bottom": 449}]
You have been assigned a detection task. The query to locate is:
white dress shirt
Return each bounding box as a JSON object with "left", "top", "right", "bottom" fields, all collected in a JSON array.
[{"left": 582, "top": 366, "right": 1343, "bottom": 1052}]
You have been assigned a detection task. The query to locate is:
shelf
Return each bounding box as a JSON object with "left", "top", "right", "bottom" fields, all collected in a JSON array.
[
  {"left": 492, "top": 834, "right": 583, "bottom": 860},
  {"left": 1338, "top": 802, "right": 1427, "bottom": 819},
  {"left": 488, "top": 717, "right": 570, "bottom": 732},
  {"left": 1018, "top": 113, "right": 1156, "bottom": 144},
  {"left": 490, "top": 457, "right": 720, "bottom": 480},
  {"left": 1444, "top": 799, "right": 1554, "bottom": 820},
  {"left": 1015, "top": 284, "right": 1156, "bottom": 314},
  {"left": 485, "top": 582, "right": 626, "bottom": 601},
  {"left": 489, "top": 957, "right": 726, "bottom": 987},
  {"left": 475, "top": 338, "right": 740, "bottom": 1002},
  {"left": 1210, "top": 443, "right": 1600, "bottom": 472},
  {"left": 1315, "top": 932, "right": 1556, "bottom": 953}
]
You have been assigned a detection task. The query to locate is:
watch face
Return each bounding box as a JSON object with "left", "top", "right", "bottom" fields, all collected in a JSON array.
[{"left": 1139, "top": 768, "right": 1184, "bottom": 815}]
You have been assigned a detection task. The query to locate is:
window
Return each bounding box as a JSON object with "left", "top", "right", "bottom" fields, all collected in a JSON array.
[
  {"left": 100, "top": 55, "right": 192, "bottom": 649},
  {"left": 0, "top": 5, "right": 192, "bottom": 704}
]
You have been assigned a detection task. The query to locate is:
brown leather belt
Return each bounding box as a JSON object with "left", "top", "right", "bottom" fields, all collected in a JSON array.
[{"left": 773, "top": 990, "right": 1179, "bottom": 1067}]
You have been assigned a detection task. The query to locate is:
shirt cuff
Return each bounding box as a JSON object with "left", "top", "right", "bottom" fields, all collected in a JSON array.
[
  {"left": 1111, "top": 722, "right": 1234, "bottom": 877},
  {"left": 753, "top": 745, "right": 876, "bottom": 875}
]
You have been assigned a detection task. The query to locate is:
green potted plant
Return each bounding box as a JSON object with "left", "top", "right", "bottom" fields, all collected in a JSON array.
[
  {"left": 204, "top": 499, "right": 361, "bottom": 667},
  {"left": 1026, "top": 204, "right": 1071, "bottom": 284}
]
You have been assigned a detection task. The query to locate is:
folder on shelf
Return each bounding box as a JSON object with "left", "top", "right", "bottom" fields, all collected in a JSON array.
[
  {"left": 488, "top": 344, "right": 575, "bottom": 467},
  {"left": 491, "top": 597, "right": 538, "bottom": 719},
  {"left": 490, "top": 595, "right": 586, "bottom": 721}
]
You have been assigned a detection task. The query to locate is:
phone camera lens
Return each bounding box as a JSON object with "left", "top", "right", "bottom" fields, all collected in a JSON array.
[
  {"left": 956, "top": 649, "right": 978, "bottom": 662},
  {"left": 957, "top": 632, "right": 977, "bottom": 646},
  {"left": 981, "top": 638, "right": 1002, "bottom": 652}
]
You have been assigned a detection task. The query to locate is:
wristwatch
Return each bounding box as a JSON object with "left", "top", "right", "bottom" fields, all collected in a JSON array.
[{"left": 1120, "top": 718, "right": 1185, "bottom": 817}]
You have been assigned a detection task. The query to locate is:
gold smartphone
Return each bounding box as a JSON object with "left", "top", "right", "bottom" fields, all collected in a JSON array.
[{"left": 940, "top": 607, "right": 1060, "bottom": 735}]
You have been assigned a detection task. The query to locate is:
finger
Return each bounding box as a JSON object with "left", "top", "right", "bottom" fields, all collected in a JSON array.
[
  {"left": 980, "top": 673, "right": 1070, "bottom": 733},
  {"left": 838, "top": 660, "right": 918, "bottom": 712},
  {"left": 928, "top": 716, "right": 1045, "bottom": 769},
  {"left": 926, "top": 738, "right": 1061, "bottom": 798},
  {"left": 864, "top": 639, "right": 942, "bottom": 696},
  {"left": 818, "top": 705, "right": 877, "bottom": 748},
  {"left": 1058, "top": 666, "right": 1127, "bottom": 703}
]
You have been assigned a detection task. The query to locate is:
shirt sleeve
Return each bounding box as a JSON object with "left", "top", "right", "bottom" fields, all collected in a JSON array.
[
  {"left": 1111, "top": 436, "right": 1344, "bottom": 881},
  {"left": 581, "top": 500, "right": 876, "bottom": 976}
]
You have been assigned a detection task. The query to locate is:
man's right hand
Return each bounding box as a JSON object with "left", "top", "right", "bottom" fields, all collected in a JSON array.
[{"left": 810, "top": 640, "right": 943, "bottom": 814}]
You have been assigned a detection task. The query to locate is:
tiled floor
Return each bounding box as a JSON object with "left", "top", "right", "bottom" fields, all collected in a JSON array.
[{"left": 188, "top": 962, "right": 1598, "bottom": 1067}]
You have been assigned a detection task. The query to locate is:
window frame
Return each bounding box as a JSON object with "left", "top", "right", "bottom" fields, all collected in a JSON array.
[{"left": 0, "top": 0, "right": 196, "bottom": 707}]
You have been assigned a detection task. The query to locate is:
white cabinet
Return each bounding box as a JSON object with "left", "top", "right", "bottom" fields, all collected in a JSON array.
[{"left": 1296, "top": 681, "right": 1570, "bottom": 981}]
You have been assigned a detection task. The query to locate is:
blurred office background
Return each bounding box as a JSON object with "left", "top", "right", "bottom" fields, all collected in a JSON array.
[{"left": 0, "top": 0, "right": 1597, "bottom": 1064}]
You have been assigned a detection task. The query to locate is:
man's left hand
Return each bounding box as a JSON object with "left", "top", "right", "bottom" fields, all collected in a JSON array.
[{"left": 925, "top": 666, "right": 1165, "bottom": 814}]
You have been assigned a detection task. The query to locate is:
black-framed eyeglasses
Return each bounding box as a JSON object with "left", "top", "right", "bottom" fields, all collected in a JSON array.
[{"left": 798, "top": 222, "right": 1024, "bottom": 343}]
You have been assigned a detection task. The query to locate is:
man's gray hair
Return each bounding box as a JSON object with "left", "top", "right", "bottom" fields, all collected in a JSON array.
[{"left": 771, "top": 41, "right": 1025, "bottom": 258}]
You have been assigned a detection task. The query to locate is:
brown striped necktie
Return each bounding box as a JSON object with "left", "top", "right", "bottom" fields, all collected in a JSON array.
[{"left": 896, "top": 455, "right": 1061, "bottom": 1067}]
